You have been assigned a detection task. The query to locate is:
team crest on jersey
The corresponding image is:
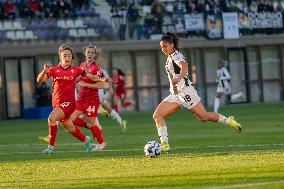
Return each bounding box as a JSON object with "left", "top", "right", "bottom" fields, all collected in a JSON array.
[
  {"left": 56, "top": 70, "right": 60, "bottom": 72},
  {"left": 71, "top": 69, "right": 74, "bottom": 73}
]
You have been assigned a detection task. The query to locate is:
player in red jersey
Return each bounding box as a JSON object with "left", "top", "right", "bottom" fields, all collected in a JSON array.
[
  {"left": 68, "top": 45, "right": 108, "bottom": 151},
  {"left": 112, "top": 68, "right": 133, "bottom": 112},
  {"left": 37, "top": 45, "right": 98, "bottom": 155}
]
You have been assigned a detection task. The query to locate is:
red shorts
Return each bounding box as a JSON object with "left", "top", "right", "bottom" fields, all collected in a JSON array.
[
  {"left": 76, "top": 100, "right": 99, "bottom": 117},
  {"left": 54, "top": 101, "right": 76, "bottom": 122},
  {"left": 115, "top": 91, "right": 126, "bottom": 99}
]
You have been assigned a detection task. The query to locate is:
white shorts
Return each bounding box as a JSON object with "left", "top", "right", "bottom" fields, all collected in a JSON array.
[
  {"left": 163, "top": 85, "right": 201, "bottom": 109},
  {"left": 98, "top": 89, "right": 107, "bottom": 103},
  {"left": 217, "top": 86, "right": 231, "bottom": 95}
]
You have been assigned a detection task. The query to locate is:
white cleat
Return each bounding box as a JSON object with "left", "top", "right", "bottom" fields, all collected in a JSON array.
[{"left": 92, "top": 142, "right": 106, "bottom": 152}]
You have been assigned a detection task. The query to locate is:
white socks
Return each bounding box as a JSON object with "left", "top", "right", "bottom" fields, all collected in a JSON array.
[
  {"left": 158, "top": 126, "right": 168, "bottom": 143},
  {"left": 218, "top": 114, "right": 230, "bottom": 125},
  {"left": 231, "top": 92, "right": 243, "bottom": 102},
  {"left": 110, "top": 110, "right": 122, "bottom": 125},
  {"left": 214, "top": 97, "right": 220, "bottom": 112}
]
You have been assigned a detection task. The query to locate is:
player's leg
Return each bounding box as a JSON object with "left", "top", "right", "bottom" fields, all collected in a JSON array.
[
  {"left": 102, "top": 102, "right": 127, "bottom": 132},
  {"left": 43, "top": 107, "right": 65, "bottom": 154},
  {"left": 70, "top": 110, "right": 87, "bottom": 128},
  {"left": 231, "top": 91, "right": 244, "bottom": 102},
  {"left": 85, "top": 116, "right": 106, "bottom": 151},
  {"left": 190, "top": 102, "right": 242, "bottom": 132},
  {"left": 214, "top": 89, "right": 223, "bottom": 112},
  {"left": 95, "top": 117, "right": 102, "bottom": 130},
  {"left": 121, "top": 93, "right": 132, "bottom": 107},
  {"left": 153, "top": 100, "right": 181, "bottom": 152},
  {"left": 113, "top": 94, "right": 120, "bottom": 112},
  {"left": 61, "top": 118, "right": 92, "bottom": 154}
]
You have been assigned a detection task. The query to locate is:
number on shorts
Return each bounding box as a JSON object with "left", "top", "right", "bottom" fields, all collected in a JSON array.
[
  {"left": 60, "top": 101, "right": 70, "bottom": 108},
  {"left": 182, "top": 95, "right": 192, "bottom": 103},
  {"left": 87, "top": 106, "right": 96, "bottom": 115}
]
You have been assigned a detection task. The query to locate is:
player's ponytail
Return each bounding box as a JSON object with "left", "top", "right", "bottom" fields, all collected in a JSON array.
[{"left": 160, "top": 32, "right": 180, "bottom": 51}]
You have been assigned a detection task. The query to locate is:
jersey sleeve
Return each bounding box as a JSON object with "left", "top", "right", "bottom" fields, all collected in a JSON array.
[
  {"left": 219, "top": 67, "right": 231, "bottom": 80},
  {"left": 75, "top": 66, "right": 84, "bottom": 77},
  {"left": 171, "top": 51, "right": 185, "bottom": 64},
  {"left": 101, "top": 69, "right": 109, "bottom": 78},
  {"left": 46, "top": 67, "right": 54, "bottom": 78}
]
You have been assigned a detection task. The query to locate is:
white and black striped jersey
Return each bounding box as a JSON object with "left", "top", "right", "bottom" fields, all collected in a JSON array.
[
  {"left": 165, "top": 50, "right": 192, "bottom": 94},
  {"left": 216, "top": 66, "right": 231, "bottom": 89},
  {"left": 100, "top": 68, "right": 109, "bottom": 78}
]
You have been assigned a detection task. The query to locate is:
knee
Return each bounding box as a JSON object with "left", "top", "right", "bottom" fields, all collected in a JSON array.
[
  {"left": 153, "top": 110, "right": 164, "bottom": 122},
  {"left": 65, "top": 125, "right": 75, "bottom": 133},
  {"left": 152, "top": 111, "right": 159, "bottom": 121},
  {"left": 48, "top": 115, "right": 57, "bottom": 125}
]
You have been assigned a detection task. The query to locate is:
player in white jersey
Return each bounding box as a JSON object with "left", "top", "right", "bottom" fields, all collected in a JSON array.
[
  {"left": 154, "top": 32, "right": 242, "bottom": 153},
  {"left": 214, "top": 60, "right": 244, "bottom": 112},
  {"left": 97, "top": 68, "right": 127, "bottom": 132}
]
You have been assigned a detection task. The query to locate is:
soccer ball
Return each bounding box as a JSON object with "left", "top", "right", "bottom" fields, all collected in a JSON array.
[{"left": 144, "top": 141, "right": 161, "bottom": 158}]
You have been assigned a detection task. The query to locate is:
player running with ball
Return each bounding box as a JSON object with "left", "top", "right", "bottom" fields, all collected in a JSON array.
[{"left": 153, "top": 32, "right": 242, "bottom": 153}]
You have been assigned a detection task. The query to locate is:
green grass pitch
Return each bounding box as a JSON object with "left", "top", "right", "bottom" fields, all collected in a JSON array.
[{"left": 0, "top": 103, "right": 283, "bottom": 188}]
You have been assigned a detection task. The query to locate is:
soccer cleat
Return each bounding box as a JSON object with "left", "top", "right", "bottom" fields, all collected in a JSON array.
[
  {"left": 227, "top": 116, "right": 242, "bottom": 133},
  {"left": 38, "top": 136, "right": 49, "bottom": 143},
  {"left": 120, "top": 120, "right": 127, "bottom": 132},
  {"left": 92, "top": 142, "right": 106, "bottom": 152},
  {"left": 160, "top": 142, "right": 171, "bottom": 153},
  {"left": 42, "top": 146, "right": 54, "bottom": 155},
  {"left": 98, "top": 105, "right": 109, "bottom": 117},
  {"left": 84, "top": 136, "right": 92, "bottom": 154}
]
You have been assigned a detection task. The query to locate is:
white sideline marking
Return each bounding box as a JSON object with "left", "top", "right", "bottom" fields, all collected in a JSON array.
[
  {"left": 0, "top": 143, "right": 283, "bottom": 155},
  {"left": 207, "top": 180, "right": 284, "bottom": 189}
]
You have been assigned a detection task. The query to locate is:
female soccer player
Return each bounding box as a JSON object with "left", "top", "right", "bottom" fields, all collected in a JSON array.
[
  {"left": 68, "top": 45, "right": 107, "bottom": 151},
  {"left": 112, "top": 68, "right": 132, "bottom": 112},
  {"left": 98, "top": 67, "right": 127, "bottom": 132},
  {"left": 214, "top": 60, "right": 244, "bottom": 112},
  {"left": 154, "top": 32, "right": 242, "bottom": 152},
  {"left": 37, "top": 45, "right": 96, "bottom": 155}
]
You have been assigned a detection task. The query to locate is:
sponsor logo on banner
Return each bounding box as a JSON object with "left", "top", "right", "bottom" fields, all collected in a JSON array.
[
  {"left": 206, "top": 15, "right": 222, "bottom": 39},
  {"left": 184, "top": 14, "right": 205, "bottom": 31},
  {"left": 223, "top": 12, "right": 239, "bottom": 39}
]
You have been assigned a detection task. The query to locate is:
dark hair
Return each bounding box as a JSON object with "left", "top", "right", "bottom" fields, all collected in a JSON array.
[
  {"left": 114, "top": 68, "right": 125, "bottom": 76},
  {"left": 160, "top": 32, "right": 179, "bottom": 51},
  {"left": 58, "top": 44, "right": 76, "bottom": 63}
]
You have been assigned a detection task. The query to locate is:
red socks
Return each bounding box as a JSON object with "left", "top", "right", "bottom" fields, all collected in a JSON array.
[
  {"left": 71, "top": 126, "right": 86, "bottom": 142},
  {"left": 73, "top": 118, "right": 87, "bottom": 128},
  {"left": 89, "top": 125, "right": 104, "bottom": 144},
  {"left": 48, "top": 125, "right": 57, "bottom": 146},
  {"left": 123, "top": 101, "right": 132, "bottom": 107}
]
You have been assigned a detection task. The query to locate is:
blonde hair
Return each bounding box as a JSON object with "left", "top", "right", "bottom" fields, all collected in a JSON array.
[{"left": 83, "top": 44, "right": 103, "bottom": 61}]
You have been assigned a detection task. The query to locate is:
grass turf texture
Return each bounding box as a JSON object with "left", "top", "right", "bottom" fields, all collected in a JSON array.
[{"left": 0, "top": 103, "right": 283, "bottom": 188}]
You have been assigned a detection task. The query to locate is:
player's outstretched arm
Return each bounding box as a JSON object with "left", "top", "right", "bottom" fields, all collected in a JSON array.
[
  {"left": 77, "top": 81, "right": 110, "bottom": 89},
  {"left": 85, "top": 73, "right": 102, "bottom": 81},
  {"left": 37, "top": 63, "right": 51, "bottom": 83}
]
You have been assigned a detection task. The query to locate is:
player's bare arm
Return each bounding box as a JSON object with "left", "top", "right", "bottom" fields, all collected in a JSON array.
[
  {"left": 77, "top": 80, "right": 109, "bottom": 89},
  {"left": 85, "top": 73, "right": 102, "bottom": 82},
  {"left": 37, "top": 63, "right": 52, "bottom": 83}
]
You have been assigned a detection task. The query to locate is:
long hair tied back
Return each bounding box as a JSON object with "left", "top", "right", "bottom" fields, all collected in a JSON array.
[
  {"left": 160, "top": 32, "right": 179, "bottom": 51},
  {"left": 83, "top": 44, "right": 103, "bottom": 61}
]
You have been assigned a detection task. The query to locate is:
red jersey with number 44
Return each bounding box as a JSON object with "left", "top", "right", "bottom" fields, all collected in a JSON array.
[
  {"left": 46, "top": 65, "right": 84, "bottom": 107},
  {"left": 78, "top": 61, "right": 101, "bottom": 102}
]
